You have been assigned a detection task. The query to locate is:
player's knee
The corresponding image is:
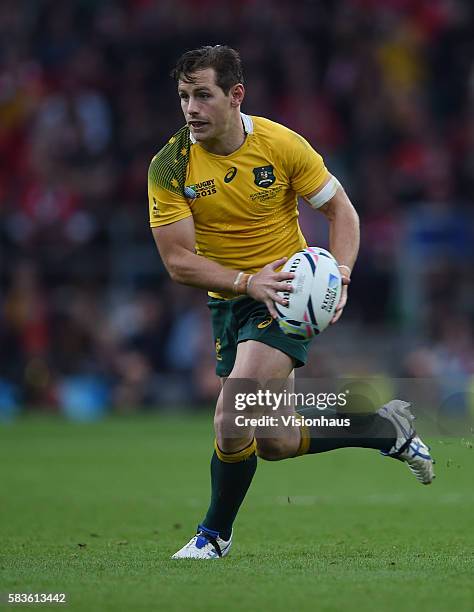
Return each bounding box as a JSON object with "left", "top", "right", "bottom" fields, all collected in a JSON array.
[
  {"left": 214, "top": 413, "right": 251, "bottom": 454},
  {"left": 216, "top": 434, "right": 255, "bottom": 455},
  {"left": 256, "top": 437, "right": 294, "bottom": 461}
]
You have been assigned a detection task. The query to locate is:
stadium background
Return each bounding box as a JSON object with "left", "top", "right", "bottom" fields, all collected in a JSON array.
[
  {"left": 0, "top": 0, "right": 473, "bottom": 416},
  {"left": 1, "top": 2, "right": 474, "bottom": 611}
]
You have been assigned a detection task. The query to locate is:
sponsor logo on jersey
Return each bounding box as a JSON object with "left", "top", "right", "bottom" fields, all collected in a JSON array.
[
  {"left": 215, "top": 337, "right": 223, "bottom": 361},
  {"left": 257, "top": 317, "right": 273, "bottom": 329},
  {"left": 185, "top": 178, "right": 217, "bottom": 199},
  {"left": 253, "top": 165, "right": 276, "bottom": 188},
  {"left": 224, "top": 167, "right": 237, "bottom": 183}
]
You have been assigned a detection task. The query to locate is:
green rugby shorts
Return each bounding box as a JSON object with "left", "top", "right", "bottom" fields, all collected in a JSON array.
[{"left": 208, "top": 296, "right": 312, "bottom": 377}]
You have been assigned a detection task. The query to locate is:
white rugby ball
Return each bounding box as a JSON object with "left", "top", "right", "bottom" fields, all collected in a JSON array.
[{"left": 275, "top": 247, "right": 342, "bottom": 340}]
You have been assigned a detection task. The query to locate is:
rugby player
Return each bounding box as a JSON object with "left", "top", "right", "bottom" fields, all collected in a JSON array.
[{"left": 148, "top": 45, "right": 434, "bottom": 559}]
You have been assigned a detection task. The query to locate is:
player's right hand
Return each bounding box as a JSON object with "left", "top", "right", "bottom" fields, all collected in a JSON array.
[{"left": 246, "top": 257, "right": 295, "bottom": 319}]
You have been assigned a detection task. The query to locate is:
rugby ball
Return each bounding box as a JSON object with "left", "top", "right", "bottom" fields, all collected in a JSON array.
[{"left": 275, "top": 247, "right": 342, "bottom": 340}]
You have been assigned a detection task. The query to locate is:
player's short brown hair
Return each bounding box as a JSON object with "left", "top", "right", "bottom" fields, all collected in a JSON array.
[{"left": 171, "top": 45, "right": 244, "bottom": 95}]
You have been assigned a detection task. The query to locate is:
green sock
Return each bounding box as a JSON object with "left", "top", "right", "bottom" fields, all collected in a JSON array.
[
  {"left": 202, "top": 450, "right": 257, "bottom": 540},
  {"left": 297, "top": 408, "right": 396, "bottom": 454}
]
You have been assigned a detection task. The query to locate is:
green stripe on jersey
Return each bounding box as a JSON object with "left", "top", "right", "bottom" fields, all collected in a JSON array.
[{"left": 148, "top": 125, "right": 191, "bottom": 195}]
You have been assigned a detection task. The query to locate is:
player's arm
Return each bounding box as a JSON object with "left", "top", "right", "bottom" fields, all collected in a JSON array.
[
  {"left": 152, "top": 218, "right": 294, "bottom": 318},
  {"left": 304, "top": 175, "right": 360, "bottom": 324}
]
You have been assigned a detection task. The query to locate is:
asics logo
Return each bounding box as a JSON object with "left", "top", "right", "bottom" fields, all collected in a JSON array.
[{"left": 224, "top": 167, "right": 237, "bottom": 183}]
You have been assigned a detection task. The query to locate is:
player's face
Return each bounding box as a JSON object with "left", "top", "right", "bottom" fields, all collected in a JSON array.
[{"left": 178, "top": 68, "right": 239, "bottom": 144}]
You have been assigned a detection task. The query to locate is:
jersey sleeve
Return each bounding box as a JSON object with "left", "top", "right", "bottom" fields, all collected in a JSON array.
[
  {"left": 285, "top": 131, "right": 330, "bottom": 196},
  {"left": 148, "top": 155, "right": 192, "bottom": 228}
]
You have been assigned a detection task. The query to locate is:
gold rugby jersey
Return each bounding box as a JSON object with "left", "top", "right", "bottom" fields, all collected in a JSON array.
[{"left": 148, "top": 114, "right": 329, "bottom": 298}]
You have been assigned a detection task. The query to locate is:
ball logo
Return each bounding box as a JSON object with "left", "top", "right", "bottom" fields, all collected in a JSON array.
[
  {"left": 328, "top": 273, "right": 339, "bottom": 289},
  {"left": 321, "top": 274, "right": 339, "bottom": 312},
  {"left": 224, "top": 167, "right": 237, "bottom": 183}
]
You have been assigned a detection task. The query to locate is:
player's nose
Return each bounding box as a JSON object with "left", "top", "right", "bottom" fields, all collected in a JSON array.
[{"left": 187, "top": 97, "right": 199, "bottom": 116}]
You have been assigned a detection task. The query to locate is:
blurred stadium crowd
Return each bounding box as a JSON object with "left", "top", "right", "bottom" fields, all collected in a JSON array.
[{"left": 0, "top": 0, "right": 473, "bottom": 417}]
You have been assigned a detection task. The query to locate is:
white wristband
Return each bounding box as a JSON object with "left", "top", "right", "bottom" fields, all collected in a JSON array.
[{"left": 337, "top": 264, "right": 351, "bottom": 275}]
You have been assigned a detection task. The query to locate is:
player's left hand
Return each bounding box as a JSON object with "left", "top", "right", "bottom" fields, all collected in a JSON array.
[{"left": 330, "top": 275, "right": 350, "bottom": 324}]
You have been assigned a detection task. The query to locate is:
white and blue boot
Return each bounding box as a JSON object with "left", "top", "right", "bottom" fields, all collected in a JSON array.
[
  {"left": 171, "top": 525, "right": 232, "bottom": 559},
  {"left": 378, "top": 400, "right": 435, "bottom": 485}
]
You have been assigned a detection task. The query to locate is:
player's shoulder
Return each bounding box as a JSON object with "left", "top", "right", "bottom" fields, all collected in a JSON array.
[
  {"left": 148, "top": 125, "right": 191, "bottom": 194},
  {"left": 250, "top": 115, "right": 309, "bottom": 150}
]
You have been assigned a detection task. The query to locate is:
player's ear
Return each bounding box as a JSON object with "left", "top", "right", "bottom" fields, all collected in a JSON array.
[{"left": 230, "top": 83, "right": 245, "bottom": 107}]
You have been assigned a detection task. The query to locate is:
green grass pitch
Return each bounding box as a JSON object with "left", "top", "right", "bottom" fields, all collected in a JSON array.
[{"left": 0, "top": 415, "right": 473, "bottom": 611}]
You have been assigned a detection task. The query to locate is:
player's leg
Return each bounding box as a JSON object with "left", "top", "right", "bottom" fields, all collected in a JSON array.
[
  {"left": 285, "top": 400, "right": 434, "bottom": 483},
  {"left": 253, "top": 370, "right": 301, "bottom": 460},
  {"left": 235, "top": 309, "right": 399, "bottom": 460},
  {"left": 172, "top": 339, "right": 294, "bottom": 559},
  {"left": 253, "top": 390, "right": 434, "bottom": 484},
  {"left": 235, "top": 306, "right": 433, "bottom": 480},
  {"left": 202, "top": 340, "right": 295, "bottom": 528},
  {"left": 253, "top": 392, "right": 434, "bottom": 484},
  {"left": 253, "top": 390, "right": 398, "bottom": 460},
  {"left": 214, "top": 340, "right": 298, "bottom": 455}
]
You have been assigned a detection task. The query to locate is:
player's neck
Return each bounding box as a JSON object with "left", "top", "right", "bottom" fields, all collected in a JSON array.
[{"left": 198, "top": 116, "right": 246, "bottom": 156}]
